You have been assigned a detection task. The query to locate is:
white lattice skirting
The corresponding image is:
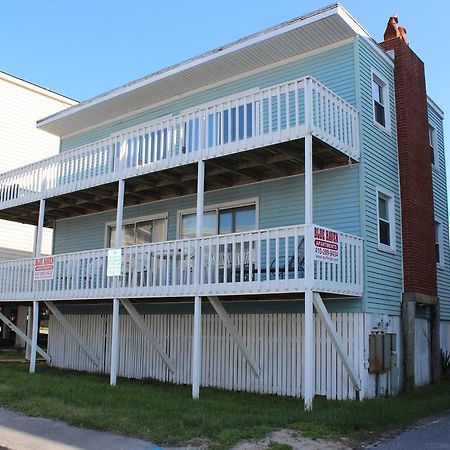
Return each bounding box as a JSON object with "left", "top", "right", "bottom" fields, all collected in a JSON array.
[{"left": 47, "top": 312, "right": 449, "bottom": 400}]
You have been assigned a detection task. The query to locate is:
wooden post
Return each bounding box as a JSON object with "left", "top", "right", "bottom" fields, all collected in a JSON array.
[
  {"left": 29, "top": 198, "right": 45, "bottom": 374},
  {"left": 303, "top": 80, "right": 315, "bottom": 411},
  {"left": 192, "top": 160, "right": 204, "bottom": 399},
  {"left": 29, "top": 301, "right": 39, "bottom": 374},
  {"left": 401, "top": 299, "right": 415, "bottom": 390},
  {"left": 110, "top": 179, "right": 125, "bottom": 386},
  {"left": 430, "top": 303, "right": 441, "bottom": 384}
]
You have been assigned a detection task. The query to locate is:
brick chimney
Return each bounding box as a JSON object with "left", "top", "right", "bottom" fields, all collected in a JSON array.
[
  {"left": 380, "top": 17, "right": 437, "bottom": 300},
  {"left": 380, "top": 15, "right": 440, "bottom": 388}
]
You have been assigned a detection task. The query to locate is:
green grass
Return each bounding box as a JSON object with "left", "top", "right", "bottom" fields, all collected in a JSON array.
[
  {"left": 0, "top": 350, "right": 26, "bottom": 360},
  {"left": 267, "top": 441, "right": 293, "bottom": 450},
  {"left": 0, "top": 364, "right": 449, "bottom": 449}
]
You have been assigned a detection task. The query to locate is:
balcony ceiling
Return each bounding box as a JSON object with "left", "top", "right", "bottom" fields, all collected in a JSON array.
[
  {"left": 37, "top": 4, "right": 381, "bottom": 137},
  {"left": 0, "top": 137, "right": 350, "bottom": 227}
]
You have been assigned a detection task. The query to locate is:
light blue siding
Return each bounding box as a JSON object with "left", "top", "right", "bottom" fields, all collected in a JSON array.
[
  {"left": 429, "top": 102, "right": 450, "bottom": 321},
  {"left": 60, "top": 41, "right": 356, "bottom": 152},
  {"left": 53, "top": 166, "right": 363, "bottom": 313},
  {"left": 356, "top": 37, "right": 403, "bottom": 315},
  {"left": 53, "top": 39, "right": 365, "bottom": 313},
  {"left": 54, "top": 165, "right": 360, "bottom": 252}
]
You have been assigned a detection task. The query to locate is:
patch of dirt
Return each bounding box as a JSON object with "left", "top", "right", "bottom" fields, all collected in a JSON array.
[{"left": 230, "top": 429, "right": 351, "bottom": 450}]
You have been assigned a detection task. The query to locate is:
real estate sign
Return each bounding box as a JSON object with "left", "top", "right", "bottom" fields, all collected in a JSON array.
[
  {"left": 34, "top": 256, "right": 54, "bottom": 281},
  {"left": 107, "top": 249, "right": 122, "bottom": 277},
  {"left": 313, "top": 226, "right": 340, "bottom": 263}
]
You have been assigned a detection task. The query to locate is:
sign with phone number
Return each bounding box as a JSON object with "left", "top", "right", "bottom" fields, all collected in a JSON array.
[{"left": 313, "top": 226, "right": 340, "bottom": 263}]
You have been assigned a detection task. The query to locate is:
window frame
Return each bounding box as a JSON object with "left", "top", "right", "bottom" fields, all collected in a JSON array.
[
  {"left": 177, "top": 197, "right": 259, "bottom": 239},
  {"left": 104, "top": 212, "right": 168, "bottom": 248},
  {"left": 435, "top": 219, "right": 445, "bottom": 269},
  {"left": 371, "top": 69, "right": 391, "bottom": 134},
  {"left": 429, "top": 124, "right": 438, "bottom": 170},
  {"left": 376, "top": 187, "right": 396, "bottom": 253}
]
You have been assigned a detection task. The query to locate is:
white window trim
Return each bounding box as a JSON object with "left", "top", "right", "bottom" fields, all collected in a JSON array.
[
  {"left": 376, "top": 186, "right": 396, "bottom": 254},
  {"left": 429, "top": 124, "right": 439, "bottom": 171},
  {"left": 371, "top": 68, "right": 391, "bottom": 134},
  {"left": 435, "top": 218, "right": 445, "bottom": 269},
  {"left": 177, "top": 197, "right": 259, "bottom": 239},
  {"left": 104, "top": 212, "right": 168, "bottom": 248}
]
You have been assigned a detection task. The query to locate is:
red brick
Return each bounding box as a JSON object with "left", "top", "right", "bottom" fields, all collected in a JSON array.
[{"left": 380, "top": 38, "right": 437, "bottom": 296}]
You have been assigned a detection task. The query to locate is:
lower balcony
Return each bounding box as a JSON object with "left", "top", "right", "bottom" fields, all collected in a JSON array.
[{"left": 0, "top": 224, "right": 363, "bottom": 302}]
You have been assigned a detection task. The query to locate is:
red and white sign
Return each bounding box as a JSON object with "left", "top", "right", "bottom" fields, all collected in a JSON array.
[
  {"left": 313, "top": 226, "right": 340, "bottom": 263},
  {"left": 34, "top": 256, "right": 54, "bottom": 281}
]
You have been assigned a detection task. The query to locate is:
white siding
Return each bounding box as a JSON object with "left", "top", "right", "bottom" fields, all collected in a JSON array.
[{"left": 0, "top": 74, "right": 75, "bottom": 256}]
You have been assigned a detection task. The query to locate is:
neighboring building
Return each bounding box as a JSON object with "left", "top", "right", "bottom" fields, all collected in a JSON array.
[
  {"left": 0, "top": 4, "right": 447, "bottom": 408},
  {"left": 0, "top": 71, "right": 77, "bottom": 347}
]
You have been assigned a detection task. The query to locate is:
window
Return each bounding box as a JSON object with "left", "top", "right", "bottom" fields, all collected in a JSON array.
[
  {"left": 429, "top": 124, "right": 437, "bottom": 167},
  {"left": 179, "top": 201, "right": 257, "bottom": 239},
  {"left": 107, "top": 215, "right": 167, "bottom": 247},
  {"left": 371, "top": 71, "right": 390, "bottom": 131},
  {"left": 435, "top": 220, "right": 444, "bottom": 268},
  {"left": 377, "top": 188, "right": 395, "bottom": 252}
]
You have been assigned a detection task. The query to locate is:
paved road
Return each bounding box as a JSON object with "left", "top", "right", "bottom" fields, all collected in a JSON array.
[
  {"left": 0, "top": 408, "right": 158, "bottom": 450},
  {"left": 367, "top": 412, "right": 450, "bottom": 449}
]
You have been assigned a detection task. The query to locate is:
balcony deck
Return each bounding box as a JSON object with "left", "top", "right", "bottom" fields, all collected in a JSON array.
[
  {"left": 0, "top": 224, "right": 363, "bottom": 302},
  {"left": 0, "top": 77, "right": 359, "bottom": 226}
]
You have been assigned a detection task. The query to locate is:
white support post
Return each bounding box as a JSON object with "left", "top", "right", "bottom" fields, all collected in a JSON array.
[
  {"left": 313, "top": 292, "right": 361, "bottom": 394},
  {"left": 29, "top": 300, "right": 39, "bottom": 373},
  {"left": 115, "top": 179, "right": 125, "bottom": 249},
  {"left": 29, "top": 198, "right": 46, "bottom": 373},
  {"left": 192, "top": 160, "right": 205, "bottom": 399},
  {"left": 45, "top": 301, "right": 100, "bottom": 367},
  {"left": 303, "top": 84, "right": 315, "bottom": 409},
  {"left": 35, "top": 199, "right": 46, "bottom": 258},
  {"left": 0, "top": 310, "right": 50, "bottom": 362},
  {"left": 120, "top": 299, "right": 176, "bottom": 373},
  {"left": 304, "top": 289, "right": 314, "bottom": 410},
  {"left": 110, "top": 179, "right": 125, "bottom": 386},
  {"left": 195, "top": 160, "right": 205, "bottom": 238},
  {"left": 110, "top": 297, "right": 120, "bottom": 386},
  {"left": 208, "top": 296, "right": 260, "bottom": 377},
  {"left": 25, "top": 306, "right": 32, "bottom": 360},
  {"left": 192, "top": 295, "right": 202, "bottom": 399}
]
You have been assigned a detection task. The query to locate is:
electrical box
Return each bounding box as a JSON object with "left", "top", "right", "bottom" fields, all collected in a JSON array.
[{"left": 368, "top": 332, "right": 396, "bottom": 374}]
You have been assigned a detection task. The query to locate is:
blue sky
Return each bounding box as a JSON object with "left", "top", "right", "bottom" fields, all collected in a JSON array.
[{"left": 1, "top": 0, "right": 449, "bottom": 201}]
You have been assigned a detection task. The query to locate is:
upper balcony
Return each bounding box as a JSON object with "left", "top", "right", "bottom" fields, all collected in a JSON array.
[{"left": 0, "top": 76, "right": 359, "bottom": 226}]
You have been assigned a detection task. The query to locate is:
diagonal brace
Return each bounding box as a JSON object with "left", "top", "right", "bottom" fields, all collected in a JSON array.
[
  {"left": 208, "top": 296, "right": 260, "bottom": 377},
  {"left": 120, "top": 299, "right": 176, "bottom": 373},
  {"left": 0, "top": 310, "right": 51, "bottom": 363},
  {"left": 45, "top": 301, "right": 100, "bottom": 368},
  {"left": 312, "top": 292, "right": 361, "bottom": 392}
]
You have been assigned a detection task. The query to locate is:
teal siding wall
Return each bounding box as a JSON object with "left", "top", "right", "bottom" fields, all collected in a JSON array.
[
  {"left": 356, "top": 37, "right": 403, "bottom": 315},
  {"left": 53, "top": 166, "right": 362, "bottom": 313},
  {"left": 54, "top": 165, "right": 360, "bottom": 252},
  {"left": 53, "top": 39, "right": 367, "bottom": 313},
  {"left": 429, "top": 103, "right": 450, "bottom": 321},
  {"left": 60, "top": 41, "right": 356, "bottom": 151}
]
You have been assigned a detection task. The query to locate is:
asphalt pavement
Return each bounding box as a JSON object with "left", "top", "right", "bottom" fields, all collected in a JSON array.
[
  {"left": 366, "top": 411, "right": 450, "bottom": 449},
  {"left": 0, "top": 408, "right": 158, "bottom": 450}
]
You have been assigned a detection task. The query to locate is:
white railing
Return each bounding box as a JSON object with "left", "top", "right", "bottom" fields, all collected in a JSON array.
[
  {"left": 0, "top": 225, "right": 363, "bottom": 301},
  {"left": 0, "top": 77, "right": 359, "bottom": 210}
]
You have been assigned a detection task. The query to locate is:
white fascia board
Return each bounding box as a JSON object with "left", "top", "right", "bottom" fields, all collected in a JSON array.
[
  {"left": 336, "top": 4, "right": 394, "bottom": 67},
  {"left": 37, "top": 3, "right": 342, "bottom": 129},
  {"left": 427, "top": 96, "right": 445, "bottom": 119},
  {"left": 0, "top": 71, "right": 77, "bottom": 105}
]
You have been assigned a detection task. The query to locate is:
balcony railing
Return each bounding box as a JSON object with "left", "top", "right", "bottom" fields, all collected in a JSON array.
[
  {"left": 0, "top": 225, "right": 363, "bottom": 301},
  {"left": 0, "top": 77, "right": 359, "bottom": 210}
]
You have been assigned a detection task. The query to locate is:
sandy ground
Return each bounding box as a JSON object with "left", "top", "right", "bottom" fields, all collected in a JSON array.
[{"left": 230, "top": 429, "right": 351, "bottom": 450}]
